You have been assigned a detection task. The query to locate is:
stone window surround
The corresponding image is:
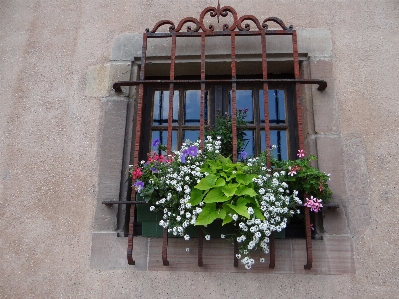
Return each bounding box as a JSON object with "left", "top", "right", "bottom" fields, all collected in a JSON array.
[{"left": 88, "top": 29, "right": 354, "bottom": 273}]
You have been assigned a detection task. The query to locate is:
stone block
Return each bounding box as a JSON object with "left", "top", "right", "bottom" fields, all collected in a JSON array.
[
  {"left": 316, "top": 136, "right": 350, "bottom": 235},
  {"left": 93, "top": 98, "right": 128, "bottom": 231}
]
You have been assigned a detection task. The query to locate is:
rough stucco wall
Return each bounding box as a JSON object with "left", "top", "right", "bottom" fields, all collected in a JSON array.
[{"left": 1, "top": 0, "right": 398, "bottom": 298}]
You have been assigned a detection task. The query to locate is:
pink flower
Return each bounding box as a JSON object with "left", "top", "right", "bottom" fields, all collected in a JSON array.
[
  {"left": 304, "top": 196, "right": 323, "bottom": 213},
  {"left": 288, "top": 165, "right": 300, "bottom": 176},
  {"left": 297, "top": 149, "right": 305, "bottom": 158}
]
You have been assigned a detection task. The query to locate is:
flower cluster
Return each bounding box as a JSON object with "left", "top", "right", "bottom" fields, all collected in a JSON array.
[
  {"left": 304, "top": 196, "right": 323, "bottom": 212},
  {"left": 232, "top": 156, "right": 301, "bottom": 269},
  {"left": 131, "top": 137, "right": 222, "bottom": 237}
]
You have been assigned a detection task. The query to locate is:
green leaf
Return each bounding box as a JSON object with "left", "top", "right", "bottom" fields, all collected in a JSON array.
[
  {"left": 195, "top": 174, "right": 217, "bottom": 190},
  {"left": 195, "top": 203, "right": 219, "bottom": 226},
  {"left": 204, "top": 187, "right": 229, "bottom": 203},
  {"left": 189, "top": 188, "right": 205, "bottom": 206},
  {"left": 222, "top": 214, "right": 233, "bottom": 225},
  {"left": 221, "top": 184, "right": 238, "bottom": 197},
  {"left": 215, "top": 178, "right": 226, "bottom": 187},
  {"left": 254, "top": 206, "right": 265, "bottom": 220},
  {"left": 227, "top": 203, "right": 250, "bottom": 218},
  {"left": 218, "top": 208, "right": 227, "bottom": 219},
  {"left": 236, "top": 185, "right": 257, "bottom": 197}
]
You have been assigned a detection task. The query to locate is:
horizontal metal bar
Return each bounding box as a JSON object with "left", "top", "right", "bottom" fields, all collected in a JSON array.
[
  {"left": 113, "top": 79, "right": 327, "bottom": 92},
  {"left": 145, "top": 30, "right": 293, "bottom": 38},
  {"left": 102, "top": 201, "right": 147, "bottom": 205}
]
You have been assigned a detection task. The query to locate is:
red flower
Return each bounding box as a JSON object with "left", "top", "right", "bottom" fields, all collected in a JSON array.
[{"left": 132, "top": 168, "right": 143, "bottom": 180}]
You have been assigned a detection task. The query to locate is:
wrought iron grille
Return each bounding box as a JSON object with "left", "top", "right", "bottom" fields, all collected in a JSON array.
[{"left": 111, "top": 1, "right": 327, "bottom": 270}]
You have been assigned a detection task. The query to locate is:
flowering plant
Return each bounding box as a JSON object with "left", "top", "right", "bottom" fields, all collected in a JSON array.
[
  {"left": 131, "top": 137, "right": 222, "bottom": 237},
  {"left": 130, "top": 118, "right": 332, "bottom": 270}
]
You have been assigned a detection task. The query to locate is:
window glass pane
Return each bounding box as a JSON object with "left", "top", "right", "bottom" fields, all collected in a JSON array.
[
  {"left": 228, "top": 90, "right": 254, "bottom": 124},
  {"left": 259, "top": 89, "right": 286, "bottom": 124},
  {"left": 241, "top": 130, "right": 254, "bottom": 157},
  {"left": 153, "top": 90, "right": 179, "bottom": 125},
  {"left": 151, "top": 130, "right": 178, "bottom": 152},
  {"left": 260, "top": 130, "right": 288, "bottom": 161},
  {"left": 184, "top": 90, "right": 208, "bottom": 125},
  {"left": 183, "top": 130, "right": 200, "bottom": 143}
]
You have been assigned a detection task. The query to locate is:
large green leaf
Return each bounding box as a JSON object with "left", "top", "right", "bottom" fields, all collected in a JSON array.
[
  {"left": 221, "top": 184, "right": 238, "bottom": 197},
  {"left": 189, "top": 188, "right": 205, "bottom": 206},
  {"left": 203, "top": 187, "right": 229, "bottom": 203},
  {"left": 215, "top": 178, "right": 226, "bottom": 187},
  {"left": 195, "top": 203, "right": 219, "bottom": 226},
  {"left": 236, "top": 185, "right": 257, "bottom": 197},
  {"left": 227, "top": 203, "right": 250, "bottom": 218},
  {"left": 195, "top": 174, "right": 217, "bottom": 190}
]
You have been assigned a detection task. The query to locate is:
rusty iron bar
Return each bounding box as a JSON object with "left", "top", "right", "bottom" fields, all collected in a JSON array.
[
  {"left": 126, "top": 32, "right": 149, "bottom": 266},
  {"left": 198, "top": 227, "right": 204, "bottom": 267},
  {"left": 304, "top": 206, "right": 313, "bottom": 269},
  {"left": 269, "top": 232, "right": 275, "bottom": 269},
  {"left": 200, "top": 33, "right": 206, "bottom": 151},
  {"left": 113, "top": 79, "right": 327, "bottom": 93},
  {"left": 233, "top": 224, "right": 239, "bottom": 267},
  {"left": 231, "top": 32, "right": 237, "bottom": 163}
]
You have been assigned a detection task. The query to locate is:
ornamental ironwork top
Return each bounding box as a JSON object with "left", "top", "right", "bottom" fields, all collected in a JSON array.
[{"left": 147, "top": 0, "right": 293, "bottom": 34}]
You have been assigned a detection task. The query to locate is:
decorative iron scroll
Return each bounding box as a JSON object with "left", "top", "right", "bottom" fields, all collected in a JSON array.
[{"left": 148, "top": 0, "right": 292, "bottom": 33}]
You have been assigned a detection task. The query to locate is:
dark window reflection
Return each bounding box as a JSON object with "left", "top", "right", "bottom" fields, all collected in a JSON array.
[
  {"left": 183, "top": 130, "right": 200, "bottom": 143},
  {"left": 151, "top": 130, "right": 177, "bottom": 152},
  {"left": 153, "top": 91, "right": 179, "bottom": 125},
  {"left": 260, "top": 130, "right": 288, "bottom": 161},
  {"left": 259, "top": 90, "right": 286, "bottom": 124},
  {"left": 184, "top": 90, "right": 208, "bottom": 125},
  {"left": 228, "top": 90, "right": 254, "bottom": 124}
]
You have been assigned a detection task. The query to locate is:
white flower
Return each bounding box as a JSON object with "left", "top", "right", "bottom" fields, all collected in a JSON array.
[
  {"left": 248, "top": 207, "right": 254, "bottom": 215},
  {"left": 260, "top": 258, "right": 265, "bottom": 263},
  {"left": 236, "top": 254, "right": 241, "bottom": 259},
  {"left": 184, "top": 234, "right": 190, "bottom": 240},
  {"left": 221, "top": 234, "right": 225, "bottom": 239},
  {"left": 232, "top": 214, "right": 238, "bottom": 221},
  {"left": 150, "top": 206, "right": 155, "bottom": 211},
  {"left": 205, "top": 235, "right": 211, "bottom": 240}
]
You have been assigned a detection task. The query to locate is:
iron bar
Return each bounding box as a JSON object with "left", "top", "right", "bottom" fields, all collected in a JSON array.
[
  {"left": 114, "top": 79, "right": 327, "bottom": 92},
  {"left": 231, "top": 32, "right": 237, "bottom": 163}
]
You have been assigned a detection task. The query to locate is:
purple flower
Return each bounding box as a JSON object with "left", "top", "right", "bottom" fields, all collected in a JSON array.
[
  {"left": 239, "top": 151, "right": 247, "bottom": 160},
  {"left": 134, "top": 181, "right": 145, "bottom": 192},
  {"left": 187, "top": 146, "right": 198, "bottom": 157},
  {"left": 152, "top": 138, "right": 161, "bottom": 147},
  {"left": 180, "top": 154, "right": 187, "bottom": 163},
  {"left": 150, "top": 167, "right": 159, "bottom": 173}
]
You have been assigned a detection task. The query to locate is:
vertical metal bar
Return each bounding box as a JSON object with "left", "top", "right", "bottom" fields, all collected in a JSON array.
[
  {"left": 269, "top": 232, "right": 275, "bottom": 269},
  {"left": 292, "top": 31, "right": 305, "bottom": 149},
  {"left": 260, "top": 30, "right": 270, "bottom": 166},
  {"left": 292, "top": 30, "right": 312, "bottom": 270},
  {"left": 200, "top": 33, "right": 206, "bottom": 151},
  {"left": 231, "top": 32, "right": 237, "bottom": 163},
  {"left": 198, "top": 227, "right": 203, "bottom": 267},
  {"left": 127, "top": 33, "right": 148, "bottom": 265},
  {"left": 162, "top": 33, "right": 177, "bottom": 267},
  {"left": 304, "top": 206, "right": 313, "bottom": 269},
  {"left": 167, "top": 34, "right": 177, "bottom": 154},
  {"left": 234, "top": 223, "right": 239, "bottom": 267}
]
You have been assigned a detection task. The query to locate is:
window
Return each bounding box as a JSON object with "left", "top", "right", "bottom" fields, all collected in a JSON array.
[{"left": 111, "top": 3, "right": 327, "bottom": 268}]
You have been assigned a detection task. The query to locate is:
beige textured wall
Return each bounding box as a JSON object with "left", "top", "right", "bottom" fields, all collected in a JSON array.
[{"left": 1, "top": 0, "right": 398, "bottom": 298}]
